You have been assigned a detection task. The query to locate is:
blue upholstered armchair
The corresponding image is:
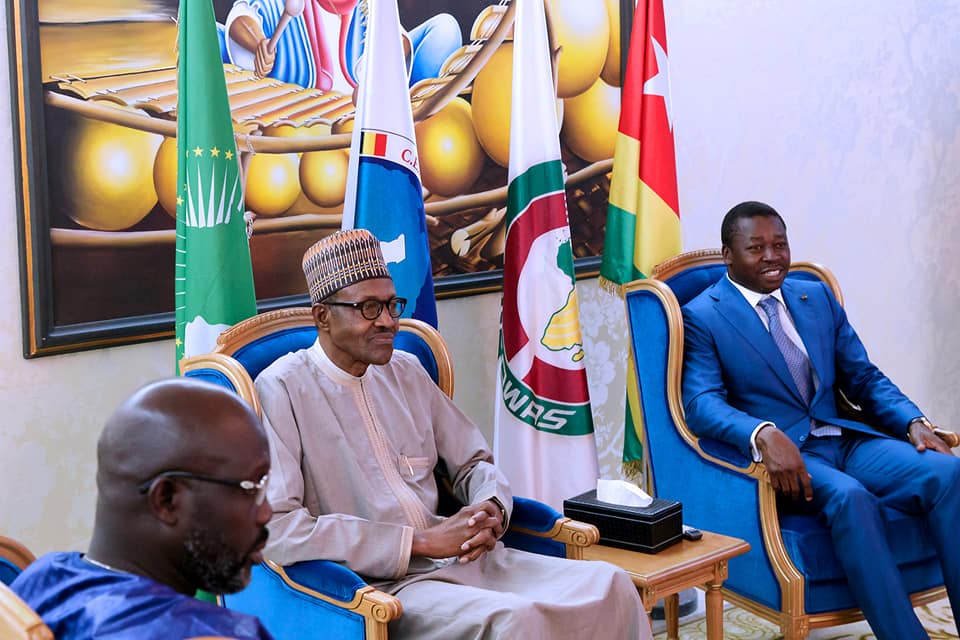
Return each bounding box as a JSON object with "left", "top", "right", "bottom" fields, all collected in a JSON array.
[
  {"left": 623, "top": 248, "right": 949, "bottom": 639},
  {"left": 181, "top": 309, "right": 599, "bottom": 640}
]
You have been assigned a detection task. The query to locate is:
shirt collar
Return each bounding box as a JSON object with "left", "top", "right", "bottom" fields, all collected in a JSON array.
[
  {"left": 725, "top": 273, "right": 786, "bottom": 309},
  {"left": 307, "top": 338, "right": 371, "bottom": 386}
]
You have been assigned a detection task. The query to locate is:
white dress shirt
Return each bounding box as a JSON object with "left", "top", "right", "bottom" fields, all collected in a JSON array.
[{"left": 725, "top": 275, "right": 840, "bottom": 462}]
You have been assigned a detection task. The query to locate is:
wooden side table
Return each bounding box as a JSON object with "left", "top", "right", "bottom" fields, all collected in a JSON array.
[{"left": 581, "top": 531, "right": 750, "bottom": 640}]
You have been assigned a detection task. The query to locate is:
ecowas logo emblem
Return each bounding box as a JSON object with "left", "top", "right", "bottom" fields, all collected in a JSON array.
[{"left": 500, "top": 225, "right": 593, "bottom": 435}]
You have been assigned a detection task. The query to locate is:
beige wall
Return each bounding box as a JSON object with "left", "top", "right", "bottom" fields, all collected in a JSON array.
[{"left": 3, "top": 0, "right": 960, "bottom": 556}]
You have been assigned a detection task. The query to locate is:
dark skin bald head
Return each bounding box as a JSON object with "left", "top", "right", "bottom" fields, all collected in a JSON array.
[
  {"left": 88, "top": 378, "right": 272, "bottom": 595},
  {"left": 96, "top": 377, "right": 262, "bottom": 491}
]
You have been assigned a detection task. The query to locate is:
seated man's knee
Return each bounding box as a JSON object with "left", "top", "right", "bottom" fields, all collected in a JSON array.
[
  {"left": 923, "top": 453, "right": 960, "bottom": 506},
  {"left": 489, "top": 598, "right": 543, "bottom": 633},
  {"left": 940, "top": 453, "right": 960, "bottom": 485},
  {"left": 821, "top": 480, "right": 880, "bottom": 523}
]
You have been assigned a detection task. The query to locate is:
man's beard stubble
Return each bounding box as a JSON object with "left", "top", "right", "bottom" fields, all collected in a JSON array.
[{"left": 183, "top": 526, "right": 269, "bottom": 594}]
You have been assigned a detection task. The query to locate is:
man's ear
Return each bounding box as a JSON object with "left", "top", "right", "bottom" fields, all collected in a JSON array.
[
  {"left": 721, "top": 245, "right": 732, "bottom": 266},
  {"left": 147, "top": 478, "right": 181, "bottom": 526},
  {"left": 312, "top": 304, "right": 330, "bottom": 333}
]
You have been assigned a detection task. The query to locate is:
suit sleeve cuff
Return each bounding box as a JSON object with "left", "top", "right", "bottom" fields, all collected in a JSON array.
[
  {"left": 750, "top": 421, "right": 777, "bottom": 462},
  {"left": 907, "top": 415, "right": 928, "bottom": 438}
]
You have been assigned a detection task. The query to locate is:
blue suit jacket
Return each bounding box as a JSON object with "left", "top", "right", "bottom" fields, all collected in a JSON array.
[{"left": 681, "top": 275, "right": 921, "bottom": 457}]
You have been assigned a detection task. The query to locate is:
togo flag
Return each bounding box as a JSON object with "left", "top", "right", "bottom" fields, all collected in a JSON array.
[
  {"left": 175, "top": 0, "right": 256, "bottom": 370},
  {"left": 492, "top": 0, "right": 598, "bottom": 511},
  {"left": 341, "top": 0, "right": 437, "bottom": 327},
  {"left": 601, "top": 0, "right": 681, "bottom": 476}
]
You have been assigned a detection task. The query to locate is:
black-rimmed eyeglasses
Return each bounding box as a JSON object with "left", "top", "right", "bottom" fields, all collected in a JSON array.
[
  {"left": 323, "top": 297, "right": 406, "bottom": 321},
  {"left": 137, "top": 471, "right": 269, "bottom": 505}
]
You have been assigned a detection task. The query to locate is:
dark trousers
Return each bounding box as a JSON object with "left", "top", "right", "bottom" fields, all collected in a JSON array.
[{"left": 795, "top": 432, "right": 960, "bottom": 640}]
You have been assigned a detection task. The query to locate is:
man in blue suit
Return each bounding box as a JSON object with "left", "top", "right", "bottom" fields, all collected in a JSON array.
[{"left": 681, "top": 201, "right": 960, "bottom": 640}]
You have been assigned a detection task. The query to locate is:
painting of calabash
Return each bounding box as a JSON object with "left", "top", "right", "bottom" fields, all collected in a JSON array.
[{"left": 12, "top": 0, "right": 624, "bottom": 355}]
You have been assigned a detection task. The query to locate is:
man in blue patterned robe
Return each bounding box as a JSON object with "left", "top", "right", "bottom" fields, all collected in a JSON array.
[{"left": 12, "top": 378, "right": 275, "bottom": 640}]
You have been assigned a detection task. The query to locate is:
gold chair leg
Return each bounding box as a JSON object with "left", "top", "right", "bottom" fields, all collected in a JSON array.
[{"left": 780, "top": 614, "right": 810, "bottom": 640}]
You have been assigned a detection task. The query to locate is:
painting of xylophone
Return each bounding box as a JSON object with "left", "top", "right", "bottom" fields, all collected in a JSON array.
[{"left": 12, "top": 0, "right": 624, "bottom": 354}]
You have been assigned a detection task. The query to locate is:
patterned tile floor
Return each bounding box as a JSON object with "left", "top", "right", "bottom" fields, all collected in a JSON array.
[{"left": 653, "top": 597, "right": 956, "bottom": 639}]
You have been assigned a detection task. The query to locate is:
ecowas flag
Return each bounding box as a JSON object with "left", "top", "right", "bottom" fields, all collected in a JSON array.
[
  {"left": 341, "top": 0, "right": 437, "bottom": 327},
  {"left": 493, "top": 0, "right": 598, "bottom": 511},
  {"left": 175, "top": 0, "right": 256, "bottom": 370}
]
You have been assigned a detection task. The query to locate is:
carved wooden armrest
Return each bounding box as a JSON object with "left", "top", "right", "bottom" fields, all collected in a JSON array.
[
  {"left": 509, "top": 517, "right": 599, "bottom": 560},
  {"left": 550, "top": 517, "right": 600, "bottom": 549},
  {"left": 934, "top": 428, "right": 959, "bottom": 448},
  {"left": 225, "top": 560, "right": 402, "bottom": 640},
  {"left": 0, "top": 582, "right": 53, "bottom": 640}
]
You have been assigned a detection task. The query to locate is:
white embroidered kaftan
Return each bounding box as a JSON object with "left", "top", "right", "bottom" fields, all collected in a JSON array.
[{"left": 256, "top": 341, "right": 649, "bottom": 639}]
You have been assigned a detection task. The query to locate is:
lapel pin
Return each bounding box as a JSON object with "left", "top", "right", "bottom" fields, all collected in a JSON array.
[{"left": 800, "top": 295, "right": 808, "bottom": 301}]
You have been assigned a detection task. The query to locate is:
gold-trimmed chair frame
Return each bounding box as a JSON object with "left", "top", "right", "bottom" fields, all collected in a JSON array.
[
  {"left": 265, "top": 559, "right": 402, "bottom": 640},
  {"left": 179, "top": 352, "right": 263, "bottom": 418},
  {"left": 216, "top": 559, "right": 402, "bottom": 640},
  {"left": 188, "top": 307, "right": 455, "bottom": 400},
  {"left": 626, "top": 248, "right": 946, "bottom": 639},
  {"left": 508, "top": 518, "right": 599, "bottom": 561},
  {"left": 0, "top": 536, "right": 35, "bottom": 572},
  {"left": 0, "top": 582, "right": 53, "bottom": 640}
]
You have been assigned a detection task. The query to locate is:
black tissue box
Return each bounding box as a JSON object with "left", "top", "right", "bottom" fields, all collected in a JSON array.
[{"left": 563, "top": 490, "right": 682, "bottom": 553}]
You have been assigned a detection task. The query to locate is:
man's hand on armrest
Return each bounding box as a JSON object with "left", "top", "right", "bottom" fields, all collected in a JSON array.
[
  {"left": 756, "top": 426, "right": 813, "bottom": 502},
  {"left": 411, "top": 500, "right": 504, "bottom": 563},
  {"left": 908, "top": 418, "right": 956, "bottom": 456}
]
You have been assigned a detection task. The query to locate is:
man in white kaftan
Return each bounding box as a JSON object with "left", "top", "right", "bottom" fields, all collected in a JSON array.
[{"left": 257, "top": 229, "right": 650, "bottom": 639}]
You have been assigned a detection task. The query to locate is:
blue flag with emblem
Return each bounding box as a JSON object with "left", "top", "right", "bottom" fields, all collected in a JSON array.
[{"left": 341, "top": 0, "right": 437, "bottom": 327}]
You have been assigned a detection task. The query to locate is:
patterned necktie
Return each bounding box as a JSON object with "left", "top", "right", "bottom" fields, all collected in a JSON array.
[{"left": 758, "top": 296, "right": 813, "bottom": 405}]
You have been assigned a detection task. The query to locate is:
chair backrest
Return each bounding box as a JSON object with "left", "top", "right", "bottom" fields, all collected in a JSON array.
[
  {"left": 0, "top": 537, "right": 35, "bottom": 587},
  {"left": 624, "top": 249, "right": 842, "bottom": 495},
  {"left": 0, "top": 583, "right": 52, "bottom": 640},
  {"left": 181, "top": 309, "right": 454, "bottom": 415},
  {"left": 651, "top": 248, "right": 843, "bottom": 306}
]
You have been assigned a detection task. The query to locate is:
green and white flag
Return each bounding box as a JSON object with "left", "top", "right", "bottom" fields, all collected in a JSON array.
[
  {"left": 492, "top": 0, "right": 598, "bottom": 511},
  {"left": 175, "top": 0, "right": 256, "bottom": 370}
]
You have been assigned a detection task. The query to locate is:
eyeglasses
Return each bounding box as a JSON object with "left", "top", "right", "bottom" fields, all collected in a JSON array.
[
  {"left": 137, "top": 471, "right": 269, "bottom": 505},
  {"left": 323, "top": 297, "right": 406, "bottom": 321}
]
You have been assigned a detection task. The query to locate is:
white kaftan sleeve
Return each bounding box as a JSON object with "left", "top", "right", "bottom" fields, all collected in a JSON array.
[
  {"left": 420, "top": 363, "right": 514, "bottom": 524},
  {"left": 257, "top": 373, "right": 415, "bottom": 580}
]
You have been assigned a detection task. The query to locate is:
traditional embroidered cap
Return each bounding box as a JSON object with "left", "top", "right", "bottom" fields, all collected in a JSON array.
[{"left": 302, "top": 229, "right": 391, "bottom": 305}]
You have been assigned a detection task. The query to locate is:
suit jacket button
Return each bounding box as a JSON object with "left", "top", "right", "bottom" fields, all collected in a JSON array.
[{"left": 799, "top": 435, "right": 807, "bottom": 441}]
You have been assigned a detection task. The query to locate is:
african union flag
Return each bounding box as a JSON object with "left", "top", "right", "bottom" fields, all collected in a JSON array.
[{"left": 175, "top": 0, "right": 256, "bottom": 371}]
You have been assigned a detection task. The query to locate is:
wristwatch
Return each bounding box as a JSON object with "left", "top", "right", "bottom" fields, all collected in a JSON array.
[{"left": 489, "top": 497, "right": 508, "bottom": 532}]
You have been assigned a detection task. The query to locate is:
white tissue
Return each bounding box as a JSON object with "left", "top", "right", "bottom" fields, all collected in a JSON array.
[{"left": 596, "top": 478, "right": 653, "bottom": 508}]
